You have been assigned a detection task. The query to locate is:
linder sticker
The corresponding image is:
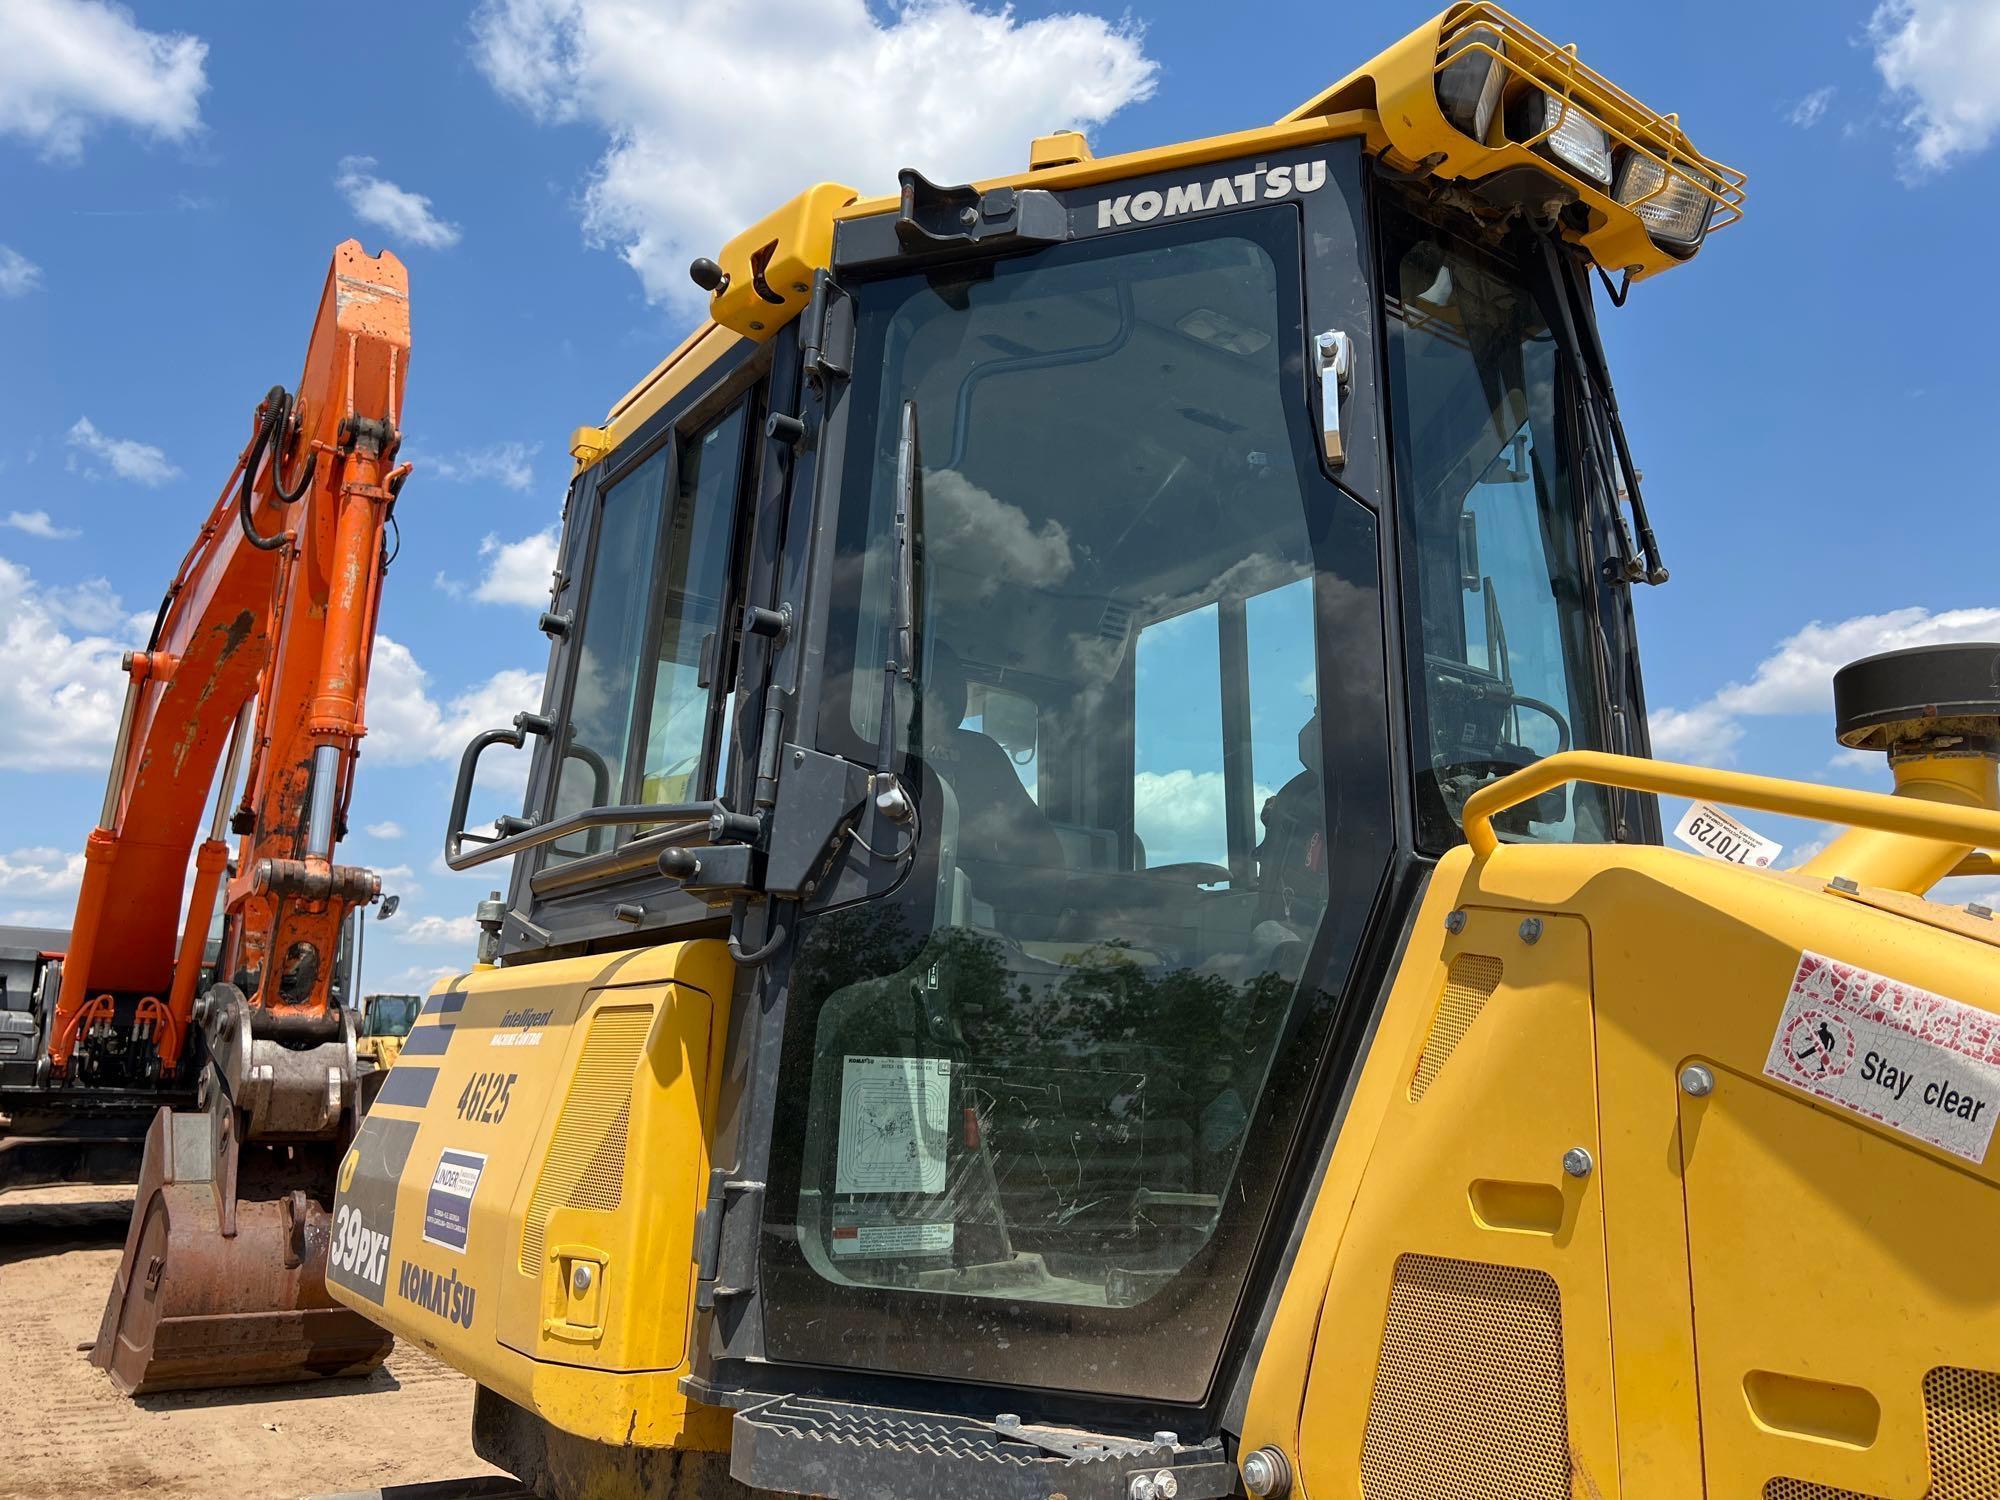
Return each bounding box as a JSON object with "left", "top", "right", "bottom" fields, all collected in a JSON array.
[
  {"left": 422, "top": 1148, "right": 487, "bottom": 1253},
  {"left": 1763, "top": 950, "right": 2000, "bottom": 1163}
]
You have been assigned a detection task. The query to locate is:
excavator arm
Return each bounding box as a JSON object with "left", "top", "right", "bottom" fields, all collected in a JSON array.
[
  {"left": 47, "top": 240, "right": 408, "bottom": 1080},
  {"left": 0, "top": 241, "right": 423, "bottom": 1395}
]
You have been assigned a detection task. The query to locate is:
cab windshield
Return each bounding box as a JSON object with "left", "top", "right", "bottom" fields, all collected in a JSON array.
[
  {"left": 1380, "top": 203, "right": 1611, "bottom": 850},
  {"left": 764, "top": 206, "right": 1352, "bottom": 1400}
]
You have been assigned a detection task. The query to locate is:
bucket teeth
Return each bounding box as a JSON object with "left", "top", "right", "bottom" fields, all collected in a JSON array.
[{"left": 90, "top": 1106, "right": 392, "bottom": 1394}]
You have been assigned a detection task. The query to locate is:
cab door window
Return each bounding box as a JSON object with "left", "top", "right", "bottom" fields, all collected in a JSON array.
[
  {"left": 546, "top": 402, "right": 749, "bottom": 861},
  {"left": 756, "top": 204, "right": 1393, "bottom": 1403},
  {"left": 639, "top": 404, "right": 748, "bottom": 802}
]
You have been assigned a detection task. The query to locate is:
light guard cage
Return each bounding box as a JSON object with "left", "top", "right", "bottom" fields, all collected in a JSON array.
[{"left": 1291, "top": 3, "right": 1747, "bottom": 280}]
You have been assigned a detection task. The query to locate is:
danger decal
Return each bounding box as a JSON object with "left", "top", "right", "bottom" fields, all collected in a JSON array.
[{"left": 1763, "top": 950, "right": 2000, "bottom": 1163}]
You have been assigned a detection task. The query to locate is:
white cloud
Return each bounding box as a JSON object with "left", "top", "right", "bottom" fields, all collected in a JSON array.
[
  {"left": 0, "top": 844, "right": 87, "bottom": 896},
  {"left": 425, "top": 440, "right": 538, "bottom": 492},
  {"left": 0, "top": 246, "right": 43, "bottom": 298},
  {"left": 1133, "top": 769, "right": 1273, "bottom": 867},
  {"left": 1650, "top": 606, "right": 2000, "bottom": 765},
  {"left": 473, "top": 525, "right": 559, "bottom": 607},
  {"left": 66, "top": 415, "right": 179, "bottom": 486},
  {"left": 365, "top": 820, "right": 405, "bottom": 840},
  {"left": 400, "top": 913, "right": 481, "bottom": 944},
  {"left": 0, "top": 556, "right": 129, "bottom": 770},
  {"left": 925, "top": 468, "right": 1074, "bottom": 596},
  {"left": 3, "top": 509, "right": 78, "bottom": 540},
  {"left": 1788, "top": 85, "right": 1836, "bottom": 129},
  {"left": 333, "top": 156, "right": 462, "bottom": 250},
  {"left": 470, "top": 0, "right": 1157, "bottom": 306},
  {"left": 1647, "top": 701, "right": 1745, "bottom": 767},
  {"left": 1869, "top": 0, "right": 2000, "bottom": 175},
  {"left": 0, "top": 0, "right": 207, "bottom": 162},
  {"left": 365, "top": 634, "right": 544, "bottom": 783},
  {"left": 375, "top": 962, "right": 466, "bottom": 994}
]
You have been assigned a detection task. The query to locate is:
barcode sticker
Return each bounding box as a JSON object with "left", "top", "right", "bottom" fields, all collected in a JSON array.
[{"left": 1674, "top": 801, "right": 1784, "bottom": 868}]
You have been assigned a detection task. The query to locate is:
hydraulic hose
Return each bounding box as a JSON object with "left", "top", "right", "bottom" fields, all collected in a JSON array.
[{"left": 238, "top": 386, "right": 306, "bottom": 551}]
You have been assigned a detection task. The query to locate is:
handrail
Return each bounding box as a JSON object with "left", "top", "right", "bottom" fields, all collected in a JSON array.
[
  {"left": 1461, "top": 750, "right": 2000, "bottom": 861},
  {"left": 1951, "top": 850, "right": 2000, "bottom": 880}
]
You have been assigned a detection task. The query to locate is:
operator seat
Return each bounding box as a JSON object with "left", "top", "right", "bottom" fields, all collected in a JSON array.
[
  {"left": 923, "top": 644, "right": 1065, "bottom": 923},
  {"left": 1256, "top": 708, "right": 1327, "bottom": 927}
]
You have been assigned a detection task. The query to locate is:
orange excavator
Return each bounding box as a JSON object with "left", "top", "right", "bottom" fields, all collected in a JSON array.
[{"left": 0, "top": 241, "right": 411, "bottom": 1392}]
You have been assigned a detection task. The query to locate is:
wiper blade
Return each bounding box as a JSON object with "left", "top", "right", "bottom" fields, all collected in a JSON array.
[{"left": 874, "top": 399, "right": 923, "bottom": 778}]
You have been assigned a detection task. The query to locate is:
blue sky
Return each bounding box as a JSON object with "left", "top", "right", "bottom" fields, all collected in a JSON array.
[{"left": 1, "top": 0, "right": 1997, "bottom": 992}]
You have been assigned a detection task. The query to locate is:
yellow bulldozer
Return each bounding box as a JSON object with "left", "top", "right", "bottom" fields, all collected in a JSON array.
[{"left": 327, "top": 7, "right": 2000, "bottom": 1497}]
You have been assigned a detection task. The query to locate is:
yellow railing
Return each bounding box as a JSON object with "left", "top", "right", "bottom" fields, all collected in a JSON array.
[
  {"left": 1461, "top": 750, "right": 2000, "bottom": 860},
  {"left": 1436, "top": 4, "right": 1747, "bottom": 235}
]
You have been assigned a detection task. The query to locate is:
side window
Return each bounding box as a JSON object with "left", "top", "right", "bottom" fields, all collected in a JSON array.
[
  {"left": 639, "top": 404, "right": 748, "bottom": 802},
  {"left": 549, "top": 449, "right": 671, "bottom": 859},
  {"left": 546, "top": 401, "right": 749, "bottom": 862},
  {"left": 1133, "top": 601, "right": 1227, "bottom": 869},
  {"left": 1130, "top": 577, "right": 1317, "bottom": 879}
]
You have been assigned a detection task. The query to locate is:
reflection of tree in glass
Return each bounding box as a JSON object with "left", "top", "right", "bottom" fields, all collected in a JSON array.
[{"left": 795, "top": 905, "right": 1298, "bottom": 1300}]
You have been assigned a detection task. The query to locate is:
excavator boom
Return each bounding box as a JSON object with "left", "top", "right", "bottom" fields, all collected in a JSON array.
[{"left": 0, "top": 240, "right": 413, "bottom": 1394}]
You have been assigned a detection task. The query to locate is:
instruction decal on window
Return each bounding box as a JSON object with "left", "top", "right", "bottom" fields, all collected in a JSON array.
[
  {"left": 831, "top": 1203, "right": 955, "bottom": 1259},
  {"left": 836, "top": 1054, "right": 952, "bottom": 1196},
  {"left": 1762, "top": 950, "right": 2000, "bottom": 1163}
]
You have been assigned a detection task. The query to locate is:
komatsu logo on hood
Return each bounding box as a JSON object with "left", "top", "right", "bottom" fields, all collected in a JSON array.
[{"left": 1097, "top": 159, "right": 1327, "bottom": 229}]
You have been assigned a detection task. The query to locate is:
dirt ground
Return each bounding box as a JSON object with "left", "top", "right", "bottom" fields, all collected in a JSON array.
[{"left": 0, "top": 1185, "right": 509, "bottom": 1500}]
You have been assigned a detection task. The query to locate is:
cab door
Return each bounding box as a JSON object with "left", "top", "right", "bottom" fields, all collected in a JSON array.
[{"left": 502, "top": 350, "right": 777, "bottom": 955}]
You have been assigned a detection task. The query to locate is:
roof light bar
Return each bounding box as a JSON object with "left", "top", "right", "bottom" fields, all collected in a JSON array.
[{"left": 1508, "top": 90, "right": 1613, "bottom": 186}]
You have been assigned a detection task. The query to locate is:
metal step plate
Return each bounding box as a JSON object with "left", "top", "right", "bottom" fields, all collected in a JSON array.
[{"left": 731, "top": 1394, "right": 1236, "bottom": 1500}]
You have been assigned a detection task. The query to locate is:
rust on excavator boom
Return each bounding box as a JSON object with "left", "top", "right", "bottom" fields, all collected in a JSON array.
[{"left": 35, "top": 240, "right": 414, "bottom": 1394}]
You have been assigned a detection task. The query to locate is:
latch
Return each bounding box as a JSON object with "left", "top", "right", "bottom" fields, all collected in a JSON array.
[
  {"left": 1316, "top": 328, "right": 1354, "bottom": 468},
  {"left": 544, "top": 1243, "right": 608, "bottom": 1342}
]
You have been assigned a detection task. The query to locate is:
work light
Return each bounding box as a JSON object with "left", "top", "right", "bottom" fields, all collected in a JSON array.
[
  {"left": 1507, "top": 91, "right": 1613, "bottom": 185},
  {"left": 1436, "top": 25, "right": 1506, "bottom": 141},
  {"left": 1614, "top": 152, "right": 1717, "bottom": 249}
]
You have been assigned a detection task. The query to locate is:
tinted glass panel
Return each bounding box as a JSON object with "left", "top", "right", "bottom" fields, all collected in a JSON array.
[
  {"left": 639, "top": 404, "right": 746, "bottom": 802},
  {"left": 1381, "top": 204, "right": 1610, "bottom": 850},
  {"left": 549, "top": 448, "right": 669, "bottom": 859},
  {"left": 758, "top": 206, "right": 1389, "bottom": 1402}
]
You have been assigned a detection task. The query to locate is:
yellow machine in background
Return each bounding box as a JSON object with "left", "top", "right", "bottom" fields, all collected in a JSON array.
[
  {"left": 329, "top": 7, "right": 2000, "bottom": 1497},
  {"left": 357, "top": 993, "right": 421, "bottom": 1070}
]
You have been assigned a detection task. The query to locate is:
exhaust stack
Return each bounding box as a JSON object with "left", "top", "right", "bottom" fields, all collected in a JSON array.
[{"left": 1800, "top": 643, "right": 2000, "bottom": 894}]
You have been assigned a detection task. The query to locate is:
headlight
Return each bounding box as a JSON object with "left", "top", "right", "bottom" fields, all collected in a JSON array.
[
  {"left": 1506, "top": 91, "right": 1613, "bottom": 186},
  {"left": 1614, "top": 153, "right": 1718, "bottom": 249},
  {"left": 1436, "top": 25, "right": 1506, "bottom": 142}
]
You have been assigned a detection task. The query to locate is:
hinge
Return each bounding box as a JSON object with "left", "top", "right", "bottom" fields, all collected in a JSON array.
[
  {"left": 798, "top": 271, "right": 853, "bottom": 394},
  {"left": 695, "top": 1174, "right": 765, "bottom": 1308}
]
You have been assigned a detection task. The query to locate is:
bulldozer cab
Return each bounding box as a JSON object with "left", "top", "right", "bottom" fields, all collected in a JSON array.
[
  {"left": 402, "top": 10, "right": 1762, "bottom": 1491},
  {"left": 361, "top": 994, "right": 421, "bottom": 1040},
  {"left": 453, "top": 153, "right": 1654, "bottom": 1405}
]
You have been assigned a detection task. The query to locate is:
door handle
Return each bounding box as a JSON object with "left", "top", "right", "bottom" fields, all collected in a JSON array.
[{"left": 1316, "top": 328, "right": 1354, "bottom": 468}]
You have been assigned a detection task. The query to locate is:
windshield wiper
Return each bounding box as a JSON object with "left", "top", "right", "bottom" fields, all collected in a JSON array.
[
  {"left": 1533, "top": 232, "right": 1668, "bottom": 587},
  {"left": 875, "top": 400, "right": 922, "bottom": 778}
]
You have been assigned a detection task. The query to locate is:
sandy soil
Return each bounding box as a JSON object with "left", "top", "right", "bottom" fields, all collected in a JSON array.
[{"left": 0, "top": 1185, "right": 509, "bottom": 1500}]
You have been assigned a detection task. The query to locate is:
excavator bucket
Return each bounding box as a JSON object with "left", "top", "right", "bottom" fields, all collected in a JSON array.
[{"left": 90, "top": 1106, "right": 391, "bottom": 1394}]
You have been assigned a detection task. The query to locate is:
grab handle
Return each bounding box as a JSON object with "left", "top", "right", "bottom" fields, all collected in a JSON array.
[{"left": 1461, "top": 750, "right": 2000, "bottom": 860}]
